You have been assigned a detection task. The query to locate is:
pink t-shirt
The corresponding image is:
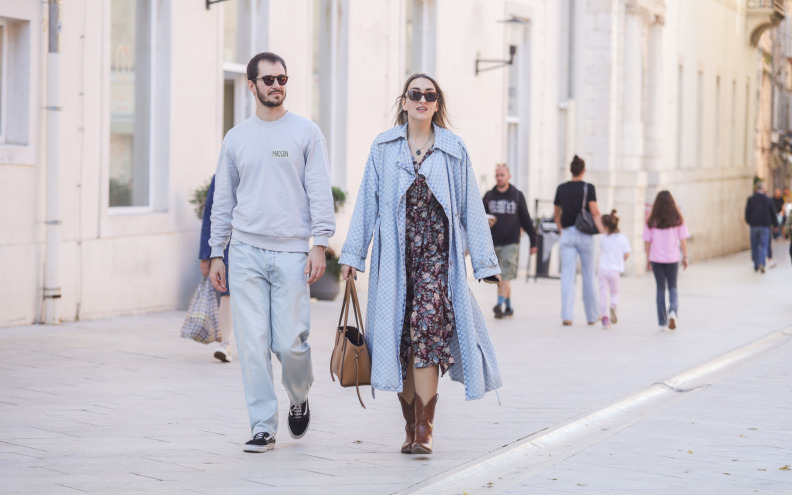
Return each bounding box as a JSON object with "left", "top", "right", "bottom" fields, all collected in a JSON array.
[{"left": 642, "top": 224, "right": 690, "bottom": 263}]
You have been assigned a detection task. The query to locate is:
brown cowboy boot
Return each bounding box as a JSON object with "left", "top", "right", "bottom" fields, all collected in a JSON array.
[
  {"left": 397, "top": 394, "right": 415, "bottom": 454},
  {"left": 411, "top": 394, "right": 438, "bottom": 455}
]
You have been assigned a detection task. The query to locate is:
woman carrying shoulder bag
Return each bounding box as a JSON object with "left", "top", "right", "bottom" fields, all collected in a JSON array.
[
  {"left": 339, "top": 73, "right": 502, "bottom": 455},
  {"left": 553, "top": 155, "right": 605, "bottom": 326}
]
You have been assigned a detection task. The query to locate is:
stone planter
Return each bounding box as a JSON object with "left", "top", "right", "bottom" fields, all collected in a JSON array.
[{"left": 310, "top": 273, "right": 341, "bottom": 301}]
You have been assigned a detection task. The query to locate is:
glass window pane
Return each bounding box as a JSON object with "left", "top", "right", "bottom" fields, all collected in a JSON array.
[
  {"left": 110, "top": 0, "right": 150, "bottom": 207},
  {"left": 223, "top": 0, "right": 239, "bottom": 64}
]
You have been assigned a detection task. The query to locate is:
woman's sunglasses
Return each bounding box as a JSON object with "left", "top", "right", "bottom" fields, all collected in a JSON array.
[
  {"left": 406, "top": 90, "right": 439, "bottom": 103},
  {"left": 256, "top": 75, "right": 289, "bottom": 86}
]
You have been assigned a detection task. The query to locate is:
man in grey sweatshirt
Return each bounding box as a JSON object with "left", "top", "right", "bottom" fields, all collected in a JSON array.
[{"left": 208, "top": 52, "right": 335, "bottom": 453}]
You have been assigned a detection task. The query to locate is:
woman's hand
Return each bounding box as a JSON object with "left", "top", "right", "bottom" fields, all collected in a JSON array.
[
  {"left": 341, "top": 264, "right": 357, "bottom": 281},
  {"left": 681, "top": 257, "right": 688, "bottom": 270}
]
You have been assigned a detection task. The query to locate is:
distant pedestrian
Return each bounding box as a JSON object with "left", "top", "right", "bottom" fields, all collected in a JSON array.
[
  {"left": 744, "top": 181, "right": 778, "bottom": 273},
  {"left": 340, "top": 73, "right": 502, "bottom": 455},
  {"left": 644, "top": 191, "right": 689, "bottom": 331},
  {"left": 483, "top": 164, "right": 537, "bottom": 319},
  {"left": 209, "top": 52, "right": 335, "bottom": 453},
  {"left": 199, "top": 175, "right": 234, "bottom": 363},
  {"left": 785, "top": 212, "right": 792, "bottom": 264},
  {"left": 553, "top": 155, "right": 604, "bottom": 326},
  {"left": 597, "top": 210, "right": 630, "bottom": 329}
]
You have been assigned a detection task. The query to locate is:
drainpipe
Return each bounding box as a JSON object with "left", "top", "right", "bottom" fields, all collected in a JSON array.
[{"left": 43, "top": 0, "right": 62, "bottom": 325}]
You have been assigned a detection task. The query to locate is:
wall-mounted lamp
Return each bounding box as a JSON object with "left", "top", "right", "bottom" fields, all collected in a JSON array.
[
  {"left": 475, "top": 45, "right": 517, "bottom": 76},
  {"left": 206, "top": 0, "right": 231, "bottom": 10}
]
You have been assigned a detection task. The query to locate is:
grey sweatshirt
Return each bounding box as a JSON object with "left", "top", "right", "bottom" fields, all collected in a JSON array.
[{"left": 209, "top": 112, "right": 335, "bottom": 256}]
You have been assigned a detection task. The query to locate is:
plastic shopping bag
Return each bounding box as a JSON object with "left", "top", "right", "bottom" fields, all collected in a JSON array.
[{"left": 180, "top": 277, "right": 221, "bottom": 344}]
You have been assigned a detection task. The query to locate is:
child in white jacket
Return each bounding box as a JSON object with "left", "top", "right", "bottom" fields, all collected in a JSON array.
[{"left": 598, "top": 210, "right": 631, "bottom": 328}]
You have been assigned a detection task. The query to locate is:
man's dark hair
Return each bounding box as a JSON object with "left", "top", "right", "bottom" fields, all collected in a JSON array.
[
  {"left": 570, "top": 155, "right": 585, "bottom": 177},
  {"left": 247, "top": 52, "right": 287, "bottom": 81}
]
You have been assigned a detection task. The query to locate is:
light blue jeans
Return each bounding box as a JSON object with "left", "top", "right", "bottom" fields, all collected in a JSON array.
[
  {"left": 559, "top": 226, "right": 599, "bottom": 323},
  {"left": 229, "top": 239, "right": 313, "bottom": 436}
]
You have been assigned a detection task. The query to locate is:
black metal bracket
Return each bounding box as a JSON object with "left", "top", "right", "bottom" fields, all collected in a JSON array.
[
  {"left": 206, "top": 0, "right": 232, "bottom": 10},
  {"left": 475, "top": 45, "right": 517, "bottom": 75}
]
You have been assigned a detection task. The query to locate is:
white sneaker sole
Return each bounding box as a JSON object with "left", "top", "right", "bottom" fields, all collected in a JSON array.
[{"left": 243, "top": 443, "right": 274, "bottom": 453}]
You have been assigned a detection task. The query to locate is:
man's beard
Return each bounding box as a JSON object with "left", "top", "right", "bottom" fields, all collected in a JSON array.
[{"left": 256, "top": 87, "right": 285, "bottom": 107}]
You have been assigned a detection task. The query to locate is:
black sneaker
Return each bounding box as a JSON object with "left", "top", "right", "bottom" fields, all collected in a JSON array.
[
  {"left": 493, "top": 305, "right": 503, "bottom": 319},
  {"left": 502, "top": 307, "right": 514, "bottom": 318},
  {"left": 288, "top": 399, "right": 310, "bottom": 439},
  {"left": 244, "top": 432, "right": 275, "bottom": 453}
]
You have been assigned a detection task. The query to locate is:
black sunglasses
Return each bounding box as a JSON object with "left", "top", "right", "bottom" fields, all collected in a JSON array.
[
  {"left": 406, "top": 90, "right": 439, "bottom": 103},
  {"left": 256, "top": 75, "right": 289, "bottom": 86}
]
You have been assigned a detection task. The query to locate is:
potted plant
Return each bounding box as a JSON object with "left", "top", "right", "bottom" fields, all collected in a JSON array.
[{"left": 310, "top": 187, "right": 347, "bottom": 301}]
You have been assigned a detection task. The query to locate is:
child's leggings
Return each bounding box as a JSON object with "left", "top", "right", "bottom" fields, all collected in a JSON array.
[{"left": 598, "top": 269, "right": 620, "bottom": 318}]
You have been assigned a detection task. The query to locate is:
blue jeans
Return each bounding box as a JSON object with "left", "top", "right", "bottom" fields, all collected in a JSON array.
[
  {"left": 559, "top": 226, "right": 598, "bottom": 323},
  {"left": 750, "top": 226, "right": 770, "bottom": 270},
  {"left": 651, "top": 262, "right": 678, "bottom": 326},
  {"left": 229, "top": 240, "right": 313, "bottom": 436}
]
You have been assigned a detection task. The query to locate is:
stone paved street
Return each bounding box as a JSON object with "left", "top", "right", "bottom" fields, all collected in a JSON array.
[{"left": 1, "top": 247, "right": 791, "bottom": 494}]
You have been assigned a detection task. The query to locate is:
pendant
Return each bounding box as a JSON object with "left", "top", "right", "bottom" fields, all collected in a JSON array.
[{"left": 416, "top": 149, "right": 421, "bottom": 155}]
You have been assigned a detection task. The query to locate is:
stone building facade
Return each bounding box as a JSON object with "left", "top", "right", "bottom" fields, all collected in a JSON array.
[{"left": 0, "top": 0, "right": 782, "bottom": 327}]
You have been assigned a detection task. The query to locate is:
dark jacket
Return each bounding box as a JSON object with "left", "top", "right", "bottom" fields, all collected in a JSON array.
[
  {"left": 482, "top": 184, "right": 537, "bottom": 247},
  {"left": 199, "top": 175, "right": 230, "bottom": 265},
  {"left": 745, "top": 192, "right": 779, "bottom": 228}
]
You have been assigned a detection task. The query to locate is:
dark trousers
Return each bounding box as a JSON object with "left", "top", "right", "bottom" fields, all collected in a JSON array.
[
  {"left": 651, "top": 262, "right": 679, "bottom": 326},
  {"left": 750, "top": 226, "right": 770, "bottom": 270}
]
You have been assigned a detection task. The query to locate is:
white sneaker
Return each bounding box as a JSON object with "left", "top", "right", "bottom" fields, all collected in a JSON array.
[
  {"left": 659, "top": 325, "right": 668, "bottom": 331},
  {"left": 668, "top": 312, "right": 677, "bottom": 330},
  {"left": 213, "top": 346, "right": 231, "bottom": 363},
  {"left": 768, "top": 259, "right": 777, "bottom": 269}
]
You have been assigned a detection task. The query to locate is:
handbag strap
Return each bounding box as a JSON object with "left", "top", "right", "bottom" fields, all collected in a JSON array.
[
  {"left": 354, "top": 350, "right": 366, "bottom": 408},
  {"left": 580, "top": 182, "right": 589, "bottom": 210},
  {"left": 348, "top": 279, "right": 365, "bottom": 337},
  {"left": 330, "top": 280, "right": 354, "bottom": 382}
]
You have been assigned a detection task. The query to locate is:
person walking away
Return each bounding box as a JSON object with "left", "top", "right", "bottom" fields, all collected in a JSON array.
[
  {"left": 745, "top": 181, "right": 778, "bottom": 273},
  {"left": 553, "top": 155, "right": 605, "bottom": 326},
  {"left": 208, "top": 52, "right": 335, "bottom": 453},
  {"left": 483, "top": 164, "right": 537, "bottom": 319},
  {"left": 772, "top": 188, "right": 785, "bottom": 241},
  {"left": 597, "top": 210, "right": 631, "bottom": 329},
  {"left": 643, "top": 191, "right": 689, "bottom": 330},
  {"left": 340, "top": 73, "right": 502, "bottom": 455},
  {"left": 199, "top": 175, "right": 234, "bottom": 362}
]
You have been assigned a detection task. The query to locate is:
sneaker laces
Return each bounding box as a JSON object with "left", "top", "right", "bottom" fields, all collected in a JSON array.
[
  {"left": 290, "top": 402, "right": 304, "bottom": 419},
  {"left": 253, "top": 432, "right": 269, "bottom": 440}
]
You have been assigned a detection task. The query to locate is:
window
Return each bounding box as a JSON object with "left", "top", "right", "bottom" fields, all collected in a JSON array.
[
  {"left": 404, "top": 0, "right": 435, "bottom": 76},
  {"left": 695, "top": 70, "right": 703, "bottom": 167},
  {"left": 676, "top": 65, "right": 683, "bottom": 168},
  {"left": 109, "top": 0, "right": 152, "bottom": 208},
  {"left": 714, "top": 76, "right": 720, "bottom": 166},
  {"left": 222, "top": 1, "right": 254, "bottom": 139},
  {"left": 0, "top": 17, "right": 31, "bottom": 147},
  {"left": 312, "top": 0, "right": 348, "bottom": 188},
  {"left": 730, "top": 80, "right": 736, "bottom": 166}
]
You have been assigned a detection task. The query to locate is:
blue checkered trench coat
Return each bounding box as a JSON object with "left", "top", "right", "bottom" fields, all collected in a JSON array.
[{"left": 339, "top": 124, "right": 503, "bottom": 401}]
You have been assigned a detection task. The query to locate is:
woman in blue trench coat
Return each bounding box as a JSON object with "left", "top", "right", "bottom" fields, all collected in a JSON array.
[{"left": 339, "top": 74, "right": 503, "bottom": 455}]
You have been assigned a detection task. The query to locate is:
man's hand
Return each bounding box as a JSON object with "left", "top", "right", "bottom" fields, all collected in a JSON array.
[
  {"left": 341, "top": 265, "right": 357, "bottom": 281},
  {"left": 209, "top": 258, "right": 226, "bottom": 292},
  {"left": 200, "top": 259, "right": 210, "bottom": 278},
  {"left": 529, "top": 246, "right": 537, "bottom": 256},
  {"left": 681, "top": 257, "right": 689, "bottom": 270},
  {"left": 305, "top": 246, "right": 327, "bottom": 285}
]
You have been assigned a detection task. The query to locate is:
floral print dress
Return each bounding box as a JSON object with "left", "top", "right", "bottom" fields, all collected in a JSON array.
[{"left": 400, "top": 148, "right": 456, "bottom": 379}]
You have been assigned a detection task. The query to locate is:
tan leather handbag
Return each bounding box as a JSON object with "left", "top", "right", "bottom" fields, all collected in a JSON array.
[{"left": 330, "top": 279, "right": 372, "bottom": 408}]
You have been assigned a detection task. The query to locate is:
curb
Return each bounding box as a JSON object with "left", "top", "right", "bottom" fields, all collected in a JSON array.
[{"left": 399, "top": 325, "right": 792, "bottom": 495}]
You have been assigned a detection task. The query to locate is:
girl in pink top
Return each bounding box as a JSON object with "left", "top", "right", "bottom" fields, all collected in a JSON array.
[{"left": 643, "top": 191, "right": 689, "bottom": 330}]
